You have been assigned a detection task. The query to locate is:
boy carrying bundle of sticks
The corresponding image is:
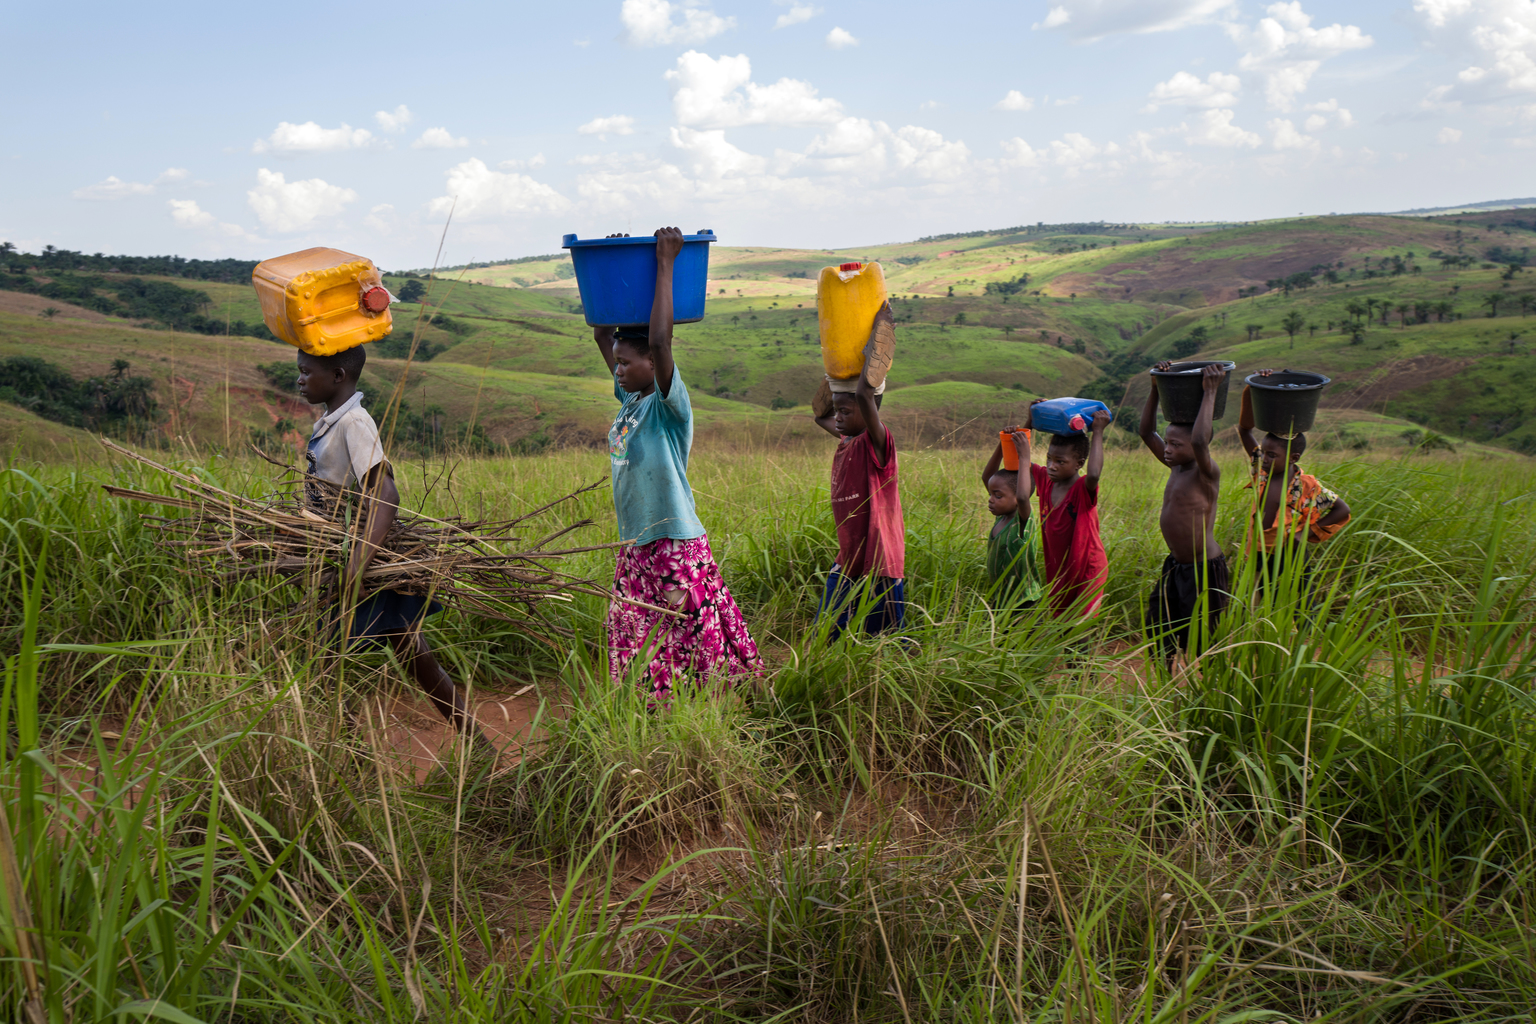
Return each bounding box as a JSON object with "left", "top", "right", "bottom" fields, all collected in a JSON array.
[{"left": 294, "top": 343, "right": 486, "bottom": 747}]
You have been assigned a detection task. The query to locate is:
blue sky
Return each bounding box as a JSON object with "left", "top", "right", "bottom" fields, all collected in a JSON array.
[{"left": 5, "top": 1, "right": 1534, "bottom": 268}]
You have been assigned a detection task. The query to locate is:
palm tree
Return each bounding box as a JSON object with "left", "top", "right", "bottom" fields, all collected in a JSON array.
[
  {"left": 1396, "top": 302, "right": 1410, "bottom": 328},
  {"left": 1482, "top": 293, "right": 1503, "bottom": 318},
  {"left": 1519, "top": 293, "right": 1534, "bottom": 317},
  {"left": 1280, "top": 310, "right": 1306, "bottom": 349}
]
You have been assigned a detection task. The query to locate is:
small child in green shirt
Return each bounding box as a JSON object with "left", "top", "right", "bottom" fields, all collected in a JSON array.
[{"left": 981, "top": 427, "right": 1044, "bottom": 609}]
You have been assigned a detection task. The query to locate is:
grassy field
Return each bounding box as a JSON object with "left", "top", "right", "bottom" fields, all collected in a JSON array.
[{"left": 3, "top": 432, "right": 1535, "bottom": 1022}]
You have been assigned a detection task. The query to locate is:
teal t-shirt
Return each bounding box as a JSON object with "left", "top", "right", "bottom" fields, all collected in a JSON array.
[
  {"left": 986, "top": 512, "right": 1044, "bottom": 606},
  {"left": 609, "top": 367, "right": 705, "bottom": 546}
]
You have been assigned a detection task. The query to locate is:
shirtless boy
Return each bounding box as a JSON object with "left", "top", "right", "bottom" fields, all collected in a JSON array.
[{"left": 1139, "top": 362, "right": 1229, "bottom": 664}]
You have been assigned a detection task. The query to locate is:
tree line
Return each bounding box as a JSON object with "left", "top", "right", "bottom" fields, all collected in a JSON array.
[
  {"left": 0, "top": 356, "right": 161, "bottom": 442},
  {"left": 0, "top": 242, "right": 259, "bottom": 283}
]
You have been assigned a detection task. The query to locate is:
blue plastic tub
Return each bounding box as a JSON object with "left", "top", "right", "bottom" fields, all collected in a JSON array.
[
  {"left": 1031, "top": 397, "right": 1112, "bottom": 436},
  {"left": 562, "top": 230, "right": 716, "bottom": 327}
]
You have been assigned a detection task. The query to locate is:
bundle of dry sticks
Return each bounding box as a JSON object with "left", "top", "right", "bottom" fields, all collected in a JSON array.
[{"left": 98, "top": 438, "right": 635, "bottom": 638}]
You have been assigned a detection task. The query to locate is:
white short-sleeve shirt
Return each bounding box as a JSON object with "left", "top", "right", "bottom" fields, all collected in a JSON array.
[{"left": 305, "top": 391, "right": 389, "bottom": 510}]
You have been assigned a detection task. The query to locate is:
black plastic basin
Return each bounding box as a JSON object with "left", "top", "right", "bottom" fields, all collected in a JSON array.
[
  {"left": 1246, "top": 369, "right": 1331, "bottom": 437},
  {"left": 1150, "top": 360, "right": 1237, "bottom": 424}
]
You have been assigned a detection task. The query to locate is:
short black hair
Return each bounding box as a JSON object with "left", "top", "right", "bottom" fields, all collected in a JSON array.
[
  {"left": 307, "top": 344, "right": 367, "bottom": 381},
  {"left": 988, "top": 468, "right": 1019, "bottom": 489},
  {"left": 614, "top": 326, "right": 650, "bottom": 357},
  {"left": 1265, "top": 431, "right": 1308, "bottom": 458},
  {"left": 1048, "top": 432, "right": 1090, "bottom": 462}
]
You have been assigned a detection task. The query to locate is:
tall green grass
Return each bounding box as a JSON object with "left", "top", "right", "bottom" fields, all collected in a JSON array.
[{"left": 3, "top": 441, "right": 1534, "bottom": 1021}]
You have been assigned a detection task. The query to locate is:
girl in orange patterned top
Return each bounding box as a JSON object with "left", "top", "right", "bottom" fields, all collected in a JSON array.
[{"left": 1236, "top": 371, "right": 1352, "bottom": 584}]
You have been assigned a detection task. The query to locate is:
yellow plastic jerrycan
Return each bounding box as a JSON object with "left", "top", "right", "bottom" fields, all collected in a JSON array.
[
  {"left": 817, "top": 261, "right": 887, "bottom": 381},
  {"left": 251, "top": 247, "right": 393, "bottom": 356}
]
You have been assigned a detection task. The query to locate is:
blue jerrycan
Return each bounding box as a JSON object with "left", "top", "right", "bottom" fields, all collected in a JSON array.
[{"left": 1031, "top": 397, "right": 1112, "bottom": 436}]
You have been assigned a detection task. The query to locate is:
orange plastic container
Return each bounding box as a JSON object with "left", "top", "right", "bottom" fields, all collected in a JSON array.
[
  {"left": 251, "top": 247, "right": 393, "bottom": 356},
  {"left": 817, "top": 262, "right": 887, "bottom": 380},
  {"left": 999, "top": 428, "right": 1031, "bottom": 470}
]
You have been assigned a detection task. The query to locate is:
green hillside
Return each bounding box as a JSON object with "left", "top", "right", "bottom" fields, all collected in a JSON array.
[{"left": 2, "top": 210, "right": 1532, "bottom": 456}]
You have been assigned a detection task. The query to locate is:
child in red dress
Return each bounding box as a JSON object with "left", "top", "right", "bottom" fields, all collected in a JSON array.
[
  {"left": 811, "top": 303, "right": 905, "bottom": 640},
  {"left": 1019, "top": 401, "right": 1110, "bottom": 618}
]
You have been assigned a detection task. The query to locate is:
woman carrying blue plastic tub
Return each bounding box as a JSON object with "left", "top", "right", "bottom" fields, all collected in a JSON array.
[{"left": 593, "top": 227, "right": 764, "bottom": 701}]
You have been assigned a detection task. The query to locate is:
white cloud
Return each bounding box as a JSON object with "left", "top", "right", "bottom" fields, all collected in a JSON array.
[
  {"left": 919, "top": 99, "right": 941, "bottom": 110},
  {"left": 1231, "top": 3, "right": 1373, "bottom": 111},
  {"left": 799, "top": 117, "right": 971, "bottom": 179},
  {"left": 665, "top": 51, "right": 844, "bottom": 128},
  {"left": 167, "top": 199, "right": 260, "bottom": 241},
  {"left": 1184, "top": 108, "right": 1263, "bottom": 147},
  {"left": 1438, "top": 125, "right": 1464, "bottom": 143},
  {"left": 253, "top": 121, "right": 373, "bottom": 155},
  {"left": 1033, "top": 0, "right": 1235, "bottom": 41},
  {"left": 246, "top": 168, "right": 358, "bottom": 232},
  {"left": 374, "top": 105, "right": 412, "bottom": 132},
  {"left": 1413, "top": 0, "right": 1536, "bottom": 106},
  {"left": 1000, "top": 138, "right": 1041, "bottom": 167},
  {"left": 72, "top": 175, "right": 156, "bottom": 200},
  {"left": 168, "top": 199, "right": 216, "bottom": 227},
  {"left": 826, "top": 26, "right": 859, "bottom": 48},
  {"left": 499, "top": 153, "right": 547, "bottom": 170},
  {"left": 1054, "top": 96, "right": 1082, "bottom": 106},
  {"left": 363, "top": 203, "right": 397, "bottom": 233},
  {"left": 620, "top": 0, "right": 734, "bottom": 46},
  {"left": 1268, "top": 117, "right": 1319, "bottom": 149},
  {"left": 671, "top": 126, "right": 768, "bottom": 177},
  {"left": 428, "top": 158, "right": 571, "bottom": 220},
  {"left": 74, "top": 167, "right": 197, "bottom": 200},
  {"left": 994, "top": 90, "right": 1035, "bottom": 111},
  {"left": 1145, "top": 70, "right": 1241, "bottom": 111},
  {"left": 774, "top": 4, "right": 819, "bottom": 29},
  {"left": 577, "top": 114, "right": 638, "bottom": 138},
  {"left": 412, "top": 127, "right": 469, "bottom": 149},
  {"left": 1302, "top": 97, "right": 1353, "bottom": 130}
]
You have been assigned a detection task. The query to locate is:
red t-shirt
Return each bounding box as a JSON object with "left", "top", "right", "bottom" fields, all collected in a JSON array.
[
  {"left": 1030, "top": 465, "right": 1108, "bottom": 616},
  {"left": 830, "top": 427, "right": 905, "bottom": 579}
]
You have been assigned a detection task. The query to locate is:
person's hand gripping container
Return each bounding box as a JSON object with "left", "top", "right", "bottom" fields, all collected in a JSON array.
[{"left": 252, "top": 247, "right": 394, "bottom": 356}]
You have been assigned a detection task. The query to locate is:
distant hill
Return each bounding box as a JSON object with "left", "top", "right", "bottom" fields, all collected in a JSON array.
[
  {"left": 2, "top": 208, "right": 1533, "bottom": 457},
  {"left": 1385, "top": 198, "right": 1536, "bottom": 216}
]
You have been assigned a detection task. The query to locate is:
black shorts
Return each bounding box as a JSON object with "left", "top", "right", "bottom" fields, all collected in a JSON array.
[
  {"left": 330, "top": 589, "right": 443, "bottom": 650},
  {"left": 1147, "top": 554, "right": 1231, "bottom": 658}
]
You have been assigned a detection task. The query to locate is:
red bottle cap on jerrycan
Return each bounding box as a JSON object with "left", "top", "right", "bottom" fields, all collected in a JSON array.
[
  {"left": 360, "top": 286, "right": 390, "bottom": 313},
  {"left": 1068, "top": 414, "right": 1086, "bottom": 431},
  {"left": 840, "top": 262, "right": 862, "bottom": 271}
]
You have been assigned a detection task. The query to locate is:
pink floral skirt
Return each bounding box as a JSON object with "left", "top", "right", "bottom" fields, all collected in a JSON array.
[{"left": 607, "top": 534, "right": 764, "bottom": 700}]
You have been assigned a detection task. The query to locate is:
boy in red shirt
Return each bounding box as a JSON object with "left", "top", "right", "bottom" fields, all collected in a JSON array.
[
  {"left": 1019, "top": 401, "right": 1111, "bottom": 617},
  {"left": 811, "top": 303, "right": 904, "bottom": 640}
]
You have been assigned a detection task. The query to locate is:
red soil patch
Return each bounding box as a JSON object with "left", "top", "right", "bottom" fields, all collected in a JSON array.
[{"left": 1322, "top": 355, "right": 1476, "bottom": 412}]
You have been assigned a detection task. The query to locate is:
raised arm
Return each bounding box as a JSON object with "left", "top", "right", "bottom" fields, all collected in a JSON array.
[
  {"left": 649, "top": 226, "right": 683, "bottom": 398},
  {"left": 1139, "top": 365, "right": 1167, "bottom": 462},
  {"left": 981, "top": 440, "right": 1004, "bottom": 490},
  {"left": 811, "top": 380, "right": 839, "bottom": 438},
  {"left": 1083, "top": 407, "right": 1110, "bottom": 494},
  {"left": 1190, "top": 363, "right": 1222, "bottom": 478},
  {"left": 856, "top": 302, "right": 895, "bottom": 462},
  {"left": 856, "top": 366, "right": 885, "bottom": 461},
  {"left": 1011, "top": 426, "right": 1034, "bottom": 513},
  {"left": 1236, "top": 368, "right": 1271, "bottom": 454},
  {"left": 594, "top": 325, "right": 617, "bottom": 375}
]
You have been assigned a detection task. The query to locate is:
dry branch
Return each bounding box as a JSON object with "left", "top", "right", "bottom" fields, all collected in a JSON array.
[{"left": 97, "top": 437, "right": 627, "bottom": 636}]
